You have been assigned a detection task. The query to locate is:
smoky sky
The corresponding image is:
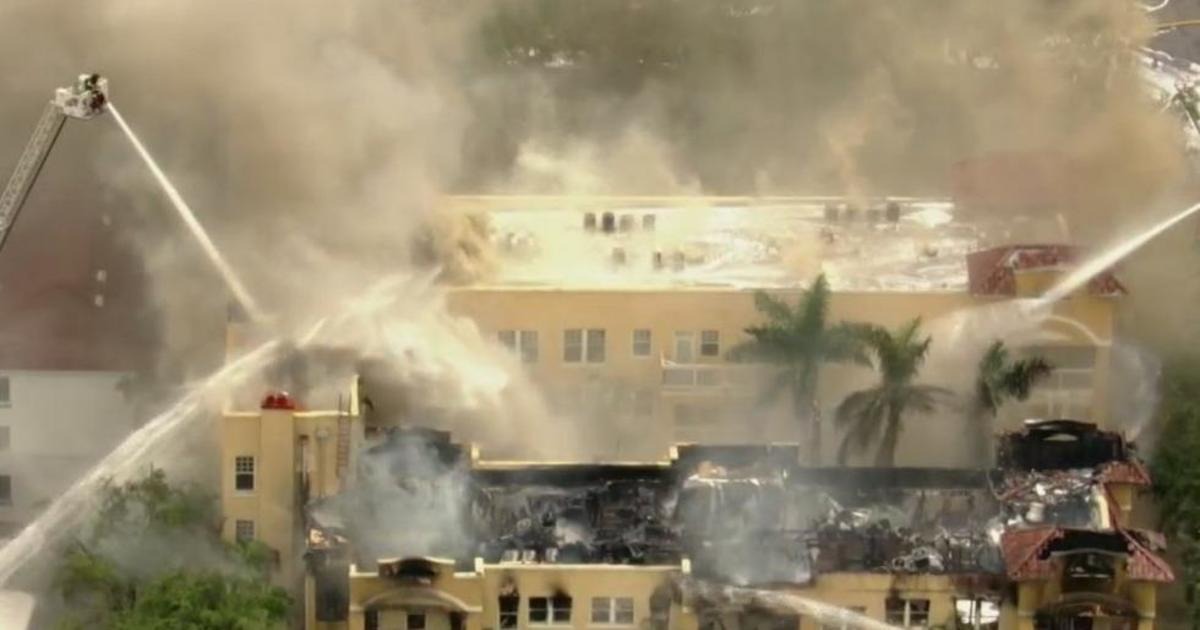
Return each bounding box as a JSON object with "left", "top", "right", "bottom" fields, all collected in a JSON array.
[{"left": 0, "top": 0, "right": 1190, "bottom": 376}]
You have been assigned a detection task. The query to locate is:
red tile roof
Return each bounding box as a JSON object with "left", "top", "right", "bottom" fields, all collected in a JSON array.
[
  {"left": 1000, "top": 527, "right": 1064, "bottom": 580},
  {"left": 1098, "top": 461, "right": 1153, "bottom": 487},
  {"left": 1000, "top": 527, "right": 1174, "bottom": 583},
  {"left": 966, "top": 245, "right": 1126, "bottom": 297}
]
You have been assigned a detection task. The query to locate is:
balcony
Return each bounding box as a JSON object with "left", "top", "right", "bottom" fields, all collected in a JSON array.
[{"left": 660, "top": 357, "right": 758, "bottom": 391}]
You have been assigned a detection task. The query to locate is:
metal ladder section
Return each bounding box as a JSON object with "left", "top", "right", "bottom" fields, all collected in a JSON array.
[{"left": 0, "top": 103, "right": 66, "bottom": 251}]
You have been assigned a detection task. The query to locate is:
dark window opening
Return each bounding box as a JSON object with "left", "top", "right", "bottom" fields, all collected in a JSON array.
[
  {"left": 365, "top": 609, "right": 379, "bottom": 630},
  {"left": 500, "top": 594, "right": 519, "bottom": 628},
  {"left": 408, "top": 613, "right": 426, "bottom": 630}
]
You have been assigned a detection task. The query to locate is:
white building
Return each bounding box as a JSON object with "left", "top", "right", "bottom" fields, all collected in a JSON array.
[{"left": 0, "top": 371, "right": 137, "bottom": 533}]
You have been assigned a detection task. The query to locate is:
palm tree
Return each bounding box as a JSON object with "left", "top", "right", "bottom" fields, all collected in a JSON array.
[
  {"left": 728, "top": 274, "right": 867, "bottom": 463},
  {"left": 970, "top": 340, "right": 1053, "bottom": 466},
  {"left": 835, "top": 318, "right": 948, "bottom": 467}
]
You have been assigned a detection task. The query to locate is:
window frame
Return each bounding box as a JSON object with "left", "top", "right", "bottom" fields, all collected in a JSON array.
[
  {"left": 501, "top": 330, "right": 539, "bottom": 363},
  {"left": 519, "top": 330, "right": 539, "bottom": 363},
  {"left": 0, "top": 474, "right": 11, "bottom": 506},
  {"left": 563, "top": 329, "right": 584, "bottom": 363},
  {"left": 234, "top": 456, "right": 256, "bottom": 493},
  {"left": 585, "top": 329, "right": 606, "bottom": 363},
  {"left": 700, "top": 330, "right": 720, "bottom": 357},
  {"left": 591, "top": 596, "right": 635, "bottom": 626},
  {"left": 632, "top": 329, "right": 652, "bottom": 358},
  {"left": 529, "top": 595, "right": 572, "bottom": 626},
  {"left": 407, "top": 613, "right": 427, "bottom": 630},
  {"left": 564, "top": 329, "right": 606, "bottom": 364},
  {"left": 499, "top": 595, "right": 520, "bottom": 629},
  {"left": 885, "top": 598, "right": 930, "bottom": 628},
  {"left": 235, "top": 519, "right": 255, "bottom": 543},
  {"left": 673, "top": 332, "right": 695, "bottom": 363}
]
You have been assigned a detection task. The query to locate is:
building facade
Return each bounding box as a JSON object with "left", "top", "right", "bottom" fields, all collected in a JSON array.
[
  {"left": 218, "top": 404, "right": 1169, "bottom": 630},
  {"left": 0, "top": 370, "right": 138, "bottom": 535}
]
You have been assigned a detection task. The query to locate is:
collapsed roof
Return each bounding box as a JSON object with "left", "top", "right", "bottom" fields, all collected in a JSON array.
[{"left": 306, "top": 421, "right": 1168, "bottom": 588}]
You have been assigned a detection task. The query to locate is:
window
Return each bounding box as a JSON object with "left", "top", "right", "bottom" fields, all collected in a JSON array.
[
  {"left": 1023, "top": 345, "right": 1095, "bottom": 419},
  {"left": 564, "top": 329, "right": 583, "bottom": 363},
  {"left": 520, "top": 331, "right": 539, "bottom": 363},
  {"left": 0, "top": 475, "right": 11, "bottom": 506},
  {"left": 234, "top": 456, "right": 255, "bottom": 492},
  {"left": 500, "top": 331, "right": 539, "bottom": 363},
  {"left": 0, "top": 426, "right": 9, "bottom": 451},
  {"left": 673, "top": 332, "right": 695, "bottom": 362},
  {"left": 700, "top": 330, "right": 720, "bottom": 357},
  {"left": 820, "top": 607, "right": 866, "bottom": 630},
  {"left": 564, "top": 329, "right": 605, "bottom": 363},
  {"left": 498, "top": 330, "right": 517, "bottom": 351},
  {"left": 499, "top": 595, "right": 519, "bottom": 629},
  {"left": 0, "top": 376, "right": 9, "bottom": 407},
  {"left": 407, "top": 613, "right": 427, "bottom": 630},
  {"left": 365, "top": 610, "right": 379, "bottom": 630},
  {"left": 885, "top": 598, "right": 929, "bottom": 628},
  {"left": 586, "top": 329, "right": 606, "bottom": 363},
  {"left": 235, "top": 519, "right": 255, "bottom": 542},
  {"left": 632, "top": 330, "right": 652, "bottom": 357},
  {"left": 954, "top": 599, "right": 999, "bottom": 630},
  {"left": 592, "top": 597, "right": 635, "bottom": 625},
  {"left": 530, "top": 595, "right": 571, "bottom": 625}
]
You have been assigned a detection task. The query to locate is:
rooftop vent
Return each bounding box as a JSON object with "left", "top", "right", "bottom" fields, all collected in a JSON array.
[
  {"left": 583, "top": 212, "right": 597, "bottom": 231},
  {"left": 601, "top": 212, "right": 616, "bottom": 233}
]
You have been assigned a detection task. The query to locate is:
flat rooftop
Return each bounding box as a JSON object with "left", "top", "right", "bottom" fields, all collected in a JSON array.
[{"left": 472, "top": 198, "right": 1028, "bottom": 292}]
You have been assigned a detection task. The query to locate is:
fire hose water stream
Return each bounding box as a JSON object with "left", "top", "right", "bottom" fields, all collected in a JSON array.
[{"left": 107, "top": 103, "right": 265, "bottom": 323}]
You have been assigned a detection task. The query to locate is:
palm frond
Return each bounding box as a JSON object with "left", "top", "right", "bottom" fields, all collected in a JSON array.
[
  {"left": 1001, "top": 356, "right": 1054, "bottom": 401},
  {"left": 752, "top": 290, "right": 796, "bottom": 325}
]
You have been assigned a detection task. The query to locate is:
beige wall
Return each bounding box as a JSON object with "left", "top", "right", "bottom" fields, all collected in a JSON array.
[
  {"left": 343, "top": 562, "right": 1025, "bottom": 630},
  {"left": 444, "top": 287, "right": 1117, "bottom": 463},
  {"left": 219, "top": 389, "right": 362, "bottom": 585}
]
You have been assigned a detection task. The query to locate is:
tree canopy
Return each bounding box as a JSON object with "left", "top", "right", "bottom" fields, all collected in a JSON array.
[
  {"left": 834, "top": 318, "right": 947, "bottom": 466},
  {"left": 728, "top": 275, "right": 867, "bottom": 462},
  {"left": 53, "top": 469, "right": 290, "bottom": 630}
]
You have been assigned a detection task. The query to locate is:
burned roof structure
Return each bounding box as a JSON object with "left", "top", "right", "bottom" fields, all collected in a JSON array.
[{"left": 307, "top": 421, "right": 1170, "bottom": 614}]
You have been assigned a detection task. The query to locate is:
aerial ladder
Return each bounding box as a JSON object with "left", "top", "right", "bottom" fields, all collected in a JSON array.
[{"left": 0, "top": 74, "right": 109, "bottom": 255}]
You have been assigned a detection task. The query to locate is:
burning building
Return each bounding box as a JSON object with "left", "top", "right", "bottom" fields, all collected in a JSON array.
[{"left": 221, "top": 383, "right": 1170, "bottom": 630}]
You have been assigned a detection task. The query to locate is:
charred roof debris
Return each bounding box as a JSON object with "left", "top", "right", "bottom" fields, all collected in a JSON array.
[{"left": 304, "top": 420, "right": 1170, "bottom": 622}]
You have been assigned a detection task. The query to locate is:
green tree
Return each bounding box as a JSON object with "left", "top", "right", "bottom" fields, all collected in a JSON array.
[
  {"left": 54, "top": 469, "right": 290, "bottom": 630},
  {"left": 1151, "top": 358, "right": 1200, "bottom": 627},
  {"left": 834, "top": 318, "right": 948, "bottom": 467},
  {"left": 969, "top": 340, "right": 1053, "bottom": 466},
  {"left": 728, "top": 274, "right": 867, "bottom": 463}
]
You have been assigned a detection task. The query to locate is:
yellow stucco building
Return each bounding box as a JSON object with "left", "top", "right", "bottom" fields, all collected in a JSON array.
[{"left": 218, "top": 197, "right": 1163, "bottom": 630}]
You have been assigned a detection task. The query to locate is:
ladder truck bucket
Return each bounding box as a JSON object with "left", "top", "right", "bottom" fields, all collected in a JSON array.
[{"left": 53, "top": 73, "right": 108, "bottom": 120}]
